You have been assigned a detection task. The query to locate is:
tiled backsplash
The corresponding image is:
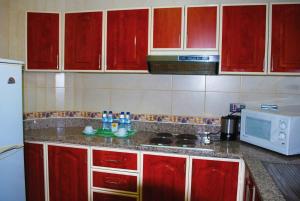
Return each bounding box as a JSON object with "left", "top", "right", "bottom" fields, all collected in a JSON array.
[{"left": 23, "top": 72, "right": 300, "bottom": 116}]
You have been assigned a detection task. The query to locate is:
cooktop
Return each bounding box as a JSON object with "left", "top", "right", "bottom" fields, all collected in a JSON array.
[{"left": 142, "top": 132, "right": 219, "bottom": 151}]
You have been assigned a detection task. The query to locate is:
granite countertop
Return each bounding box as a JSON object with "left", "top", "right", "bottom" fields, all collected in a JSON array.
[{"left": 24, "top": 127, "right": 300, "bottom": 201}]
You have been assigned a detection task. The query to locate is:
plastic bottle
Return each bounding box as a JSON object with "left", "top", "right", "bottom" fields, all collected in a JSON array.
[
  {"left": 119, "top": 112, "right": 126, "bottom": 129},
  {"left": 107, "top": 111, "right": 113, "bottom": 131},
  {"left": 125, "top": 112, "right": 131, "bottom": 132},
  {"left": 102, "top": 111, "right": 108, "bottom": 130}
]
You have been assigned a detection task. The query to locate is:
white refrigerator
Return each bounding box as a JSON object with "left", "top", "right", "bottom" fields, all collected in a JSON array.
[{"left": 0, "top": 58, "right": 26, "bottom": 201}]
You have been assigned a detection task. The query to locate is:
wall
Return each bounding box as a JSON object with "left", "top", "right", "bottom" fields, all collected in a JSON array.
[
  {"left": 23, "top": 73, "right": 300, "bottom": 116},
  {"left": 0, "top": 0, "right": 9, "bottom": 58},
  {"left": 8, "top": 0, "right": 300, "bottom": 116}
]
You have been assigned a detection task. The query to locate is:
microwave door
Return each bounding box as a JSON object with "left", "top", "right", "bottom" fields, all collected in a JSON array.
[{"left": 245, "top": 116, "right": 272, "bottom": 141}]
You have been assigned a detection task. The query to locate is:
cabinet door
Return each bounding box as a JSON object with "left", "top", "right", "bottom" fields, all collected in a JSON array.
[
  {"left": 191, "top": 159, "right": 239, "bottom": 201},
  {"left": 142, "top": 154, "right": 186, "bottom": 201},
  {"left": 186, "top": 6, "right": 218, "bottom": 49},
  {"left": 152, "top": 7, "right": 183, "bottom": 49},
  {"left": 106, "top": 9, "right": 149, "bottom": 71},
  {"left": 221, "top": 5, "right": 267, "bottom": 73},
  {"left": 48, "top": 145, "right": 88, "bottom": 201},
  {"left": 93, "top": 192, "right": 137, "bottom": 201},
  {"left": 27, "top": 12, "right": 59, "bottom": 70},
  {"left": 65, "top": 11, "right": 102, "bottom": 70},
  {"left": 270, "top": 4, "right": 300, "bottom": 73},
  {"left": 24, "top": 143, "right": 45, "bottom": 201}
]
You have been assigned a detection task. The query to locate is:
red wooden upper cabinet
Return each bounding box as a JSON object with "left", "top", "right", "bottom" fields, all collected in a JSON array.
[
  {"left": 24, "top": 143, "right": 45, "bottom": 201},
  {"left": 142, "top": 154, "right": 187, "bottom": 201},
  {"left": 27, "top": 12, "right": 59, "bottom": 70},
  {"left": 106, "top": 9, "right": 149, "bottom": 71},
  {"left": 220, "top": 5, "right": 267, "bottom": 73},
  {"left": 48, "top": 145, "right": 88, "bottom": 201},
  {"left": 186, "top": 6, "right": 218, "bottom": 49},
  {"left": 152, "top": 7, "right": 183, "bottom": 49},
  {"left": 64, "top": 11, "right": 103, "bottom": 71},
  {"left": 270, "top": 3, "right": 300, "bottom": 74},
  {"left": 190, "top": 158, "right": 239, "bottom": 201}
]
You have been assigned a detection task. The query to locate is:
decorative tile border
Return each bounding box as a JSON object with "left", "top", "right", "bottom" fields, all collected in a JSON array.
[{"left": 23, "top": 111, "right": 221, "bottom": 125}]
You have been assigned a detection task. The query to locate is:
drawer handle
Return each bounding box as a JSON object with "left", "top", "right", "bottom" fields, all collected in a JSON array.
[
  {"left": 103, "top": 177, "right": 122, "bottom": 185},
  {"left": 103, "top": 159, "right": 123, "bottom": 164}
]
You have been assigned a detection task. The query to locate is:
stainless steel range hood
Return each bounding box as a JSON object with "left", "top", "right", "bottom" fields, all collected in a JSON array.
[{"left": 147, "top": 55, "right": 219, "bottom": 75}]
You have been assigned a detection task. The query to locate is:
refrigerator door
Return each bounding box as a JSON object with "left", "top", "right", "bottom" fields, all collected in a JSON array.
[
  {"left": 0, "top": 147, "right": 26, "bottom": 201},
  {"left": 0, "top": 61, "right": 23, "bottom": 147}
]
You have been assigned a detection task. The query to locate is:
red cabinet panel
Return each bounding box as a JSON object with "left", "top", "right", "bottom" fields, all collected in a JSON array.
[
  {"left": 24, "top": 143, "right": 45, "bottom": 201},
  {"left": 27, "top": 12, "right": 59, "bottom": 70},
  {"left": 106, "top": 9, "right": 149, "bottom": 71},
  {"left": 93, "top": 192, "right": 137, "bottom": 201},
  {"left": 186, "top": 6, "right": 217, "bottom": 49},
  {"left": 48, "top": 145, "right": 88, "bottom": 201},
  {"left": 142, "top": 154, "right": 186, "bottom": 201},
  {"left": 191, "top": 159, "right": 239, "bottom": 201},
  {"left": 153, "top": 7, "right": 182, "bottom": 48},
  {"left": 92, "top": 150, "right": 137, "bottom": 170},
  {"left": 221, "top": 5, "right": 266, "bottom": 72},
  {"left": 93, "top": 171, "right": 137, "bottom": 192},
  {"left": 65, "top": 12, "right": 102, "bottom": 70},
  {"left": 271, "top": 4, "right": 300, "bottom": 73},
  {"left": 244, "top": 167, "right": 261, "bottom": 201}
]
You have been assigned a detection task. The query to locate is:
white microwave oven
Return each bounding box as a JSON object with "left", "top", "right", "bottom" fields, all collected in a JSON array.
[{"left": 240, "top": 109, "right": 300, "bottom": 155}]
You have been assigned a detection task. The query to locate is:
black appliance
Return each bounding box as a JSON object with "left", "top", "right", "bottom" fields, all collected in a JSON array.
[{"left": 147, "top": 55, "right": 219, "bottom": 75}]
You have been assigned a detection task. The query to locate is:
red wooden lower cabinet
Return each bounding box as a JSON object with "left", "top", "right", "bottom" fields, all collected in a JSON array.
[
  {"left": 93, "top": 192, "right": 137, "bottom": 201},
  {"left": 93, "top": 171, "right": 137, "bottom": 192},
  {"left": 190, "top": 158, "right": 239, "bottom": 201},
  {"left": 244, "top": 167, "right": 261, "bottom": 201},
  {"left": 48, "top": 145, "right": 88, "bottom": 201},
  {"left": 24, "top": 142, "right": 45, "bottom": 201},
  {"left": 142, "top": 154, "right": 187, "bottom": 201}
]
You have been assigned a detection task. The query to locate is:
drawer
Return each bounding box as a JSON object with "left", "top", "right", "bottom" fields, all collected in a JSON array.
[
  {"left": 93, "top": 192, "right": 137, "bottom": 201},
  {"left": 93, "top": 171, "right": 137, "bottom": 193},
  {"left": 92, "top": 150, "right": 138, "bottom": 170}
]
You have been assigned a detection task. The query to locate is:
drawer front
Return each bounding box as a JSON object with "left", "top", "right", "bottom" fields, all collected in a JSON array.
[
  {"left": 93, "top": 171, "right": 137, "bottom": 192},
  {"left": 93, "top": 192, "right": 137, "bottom": 201},
  {"left": 92, "top": 150, "right": 138, "bottom": 170}
]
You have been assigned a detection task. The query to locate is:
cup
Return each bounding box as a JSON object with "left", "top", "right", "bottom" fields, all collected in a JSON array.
[{"left": 84, "top": 126, "right": 94, "bottom": 134}]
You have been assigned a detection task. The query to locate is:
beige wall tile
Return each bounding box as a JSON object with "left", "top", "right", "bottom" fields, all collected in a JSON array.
[
  {"left": 23, "top": 72, "right": 36, "bottom": 88},
  {"left": 172, "top": 91, "right": 205, "bottom": 116},
  {"left": 206, "top": 76, "right": 241, "bottom": 92},
  {"left": 111, "top": 74, "right": 172, "bottom": 90},
  {"left": 36, "top": 87, "right": 46, "bottom": 111},
  {"left": 205, "top": 92, "right": 240, "bottom": 116},
  {"left": 172, "top": 75, "right": 205, "bottom": 91},
  {"left": 80, "top": 88, "right": 111, "bottom": 112},
  {"left": 76, "top": 73, "right": 112, "bottom": 89},
  {"left": 241, "top": 76, "right": 279, "bottom": 93},
  {"left": 275, "top": 77, "right": 300, "bottom": 95},
  {"left": 111, "top": 89, "right": 172, "bottom": 114},
  {"left": 111, "top": 89, "right": 143, "bottom": 113},
  {"left": 23, "top": 87, "right": 36, "bottom": 112}
]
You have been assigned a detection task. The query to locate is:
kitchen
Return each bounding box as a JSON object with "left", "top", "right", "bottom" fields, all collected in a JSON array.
[{"left": 0, "top": 0, "right": 300, "bottom": 201}]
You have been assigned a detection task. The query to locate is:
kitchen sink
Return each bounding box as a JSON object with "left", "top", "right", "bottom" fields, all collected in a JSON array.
[{"left": 263, "top": 162, "right": 300, "bottom": 201}]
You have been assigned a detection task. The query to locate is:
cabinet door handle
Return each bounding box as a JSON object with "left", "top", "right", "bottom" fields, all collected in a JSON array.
[
  {"left": 99, "top": 54, "right": 101, "bottom": 69},
  {"left": 56, "top": 54, "right": 59, "bottom": 69}
]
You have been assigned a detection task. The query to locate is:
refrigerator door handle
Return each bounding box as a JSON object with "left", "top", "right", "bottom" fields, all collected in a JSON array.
[{"left": 0, "top": 144, "right": 24, "bottom": 155}]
